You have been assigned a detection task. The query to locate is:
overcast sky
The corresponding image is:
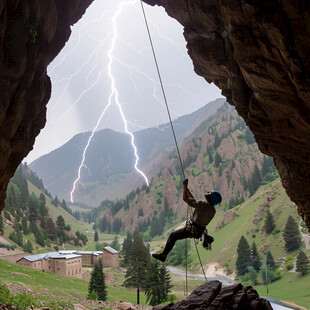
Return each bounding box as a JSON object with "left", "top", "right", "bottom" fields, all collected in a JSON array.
[{"left": 26, "top": 0, "right": 222, "bottom": 164}]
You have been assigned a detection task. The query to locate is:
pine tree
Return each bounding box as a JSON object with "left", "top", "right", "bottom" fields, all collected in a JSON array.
[
  {"left": 214, "top": 132, "right": 221, "bottom": 149},
  {"left": 283, "top": 216, "right": 302, "bottom": 251},
  {"left": 207, "top": 147, "right": 213, "bottom": 163},
  {"left": 56, "top": 215, "right": 65, "bottom": 231},
  {"left": 236, "top": 235, "right": 251, "bottom": 275},
  {"left": 214, "top": 152, "right": 222, "bottom": 168},
  {"left": 122, "top": 232, "right": 133, "bottom": 266},
  {"left": 251, "top": 242, "right": 261, "bottom": 272},
  {"left": 88, "top": 260, "right": 107, "bottom": 300},
  {"left": 39, "top": 193, "right": 46, "bottom": 205},
  {"left": 46, "top": 218, "right": 57, "bottom": 240},
  {"left": 16, "top": 231, "right": 23, "bottom": 247},
  {"left": 21, "top": 217, "right": 29, "bottom": 235},
  {"left": 26, "top": 240, "right": 33, "bottom": 253},
  {"left": 266, "top": 251, "right": 275, "bottom": 269},
  {"left": 124, "top": 231, "right": 150, "bottom": 304},
  {"left": 94, "top": 230, "right": 99, "bottom": 242},
  {"left": 27, "top": 194, "right": 40, "bottom": 222},
  {"left": 264, "top": 209, "right": 275, "bottom": 234},
  {"left": 145, "top": 261, "right": 172, "bottom": 306},
  {"left": 296, "top": 250, "right": 310, "bottom": 275}
]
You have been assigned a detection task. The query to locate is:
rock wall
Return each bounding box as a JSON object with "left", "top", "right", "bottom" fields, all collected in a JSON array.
[
  {"left": 0, "top": 0, "right": 94, "bottom": 212},
  {"left": 143, "top": 0, "right": 310, "bottom": 231}
]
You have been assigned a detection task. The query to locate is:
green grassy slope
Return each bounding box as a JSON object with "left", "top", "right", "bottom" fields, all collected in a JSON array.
[
  {"left": 187, "top": 179, "right": 304, "bottom": 272},
  {"left": 27, "top": 181, "right": 91, "bottom": 234}
]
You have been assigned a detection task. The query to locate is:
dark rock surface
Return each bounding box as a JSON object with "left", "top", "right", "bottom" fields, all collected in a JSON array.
[
  {"left": 152, "top": 281, "right": 272, "bottom": 310},
  {"left": 0, "top": 0, "right": 93, "bottom": 212},
  {"left": 142, "top": 0, "right": 310, "bottom": 231}
]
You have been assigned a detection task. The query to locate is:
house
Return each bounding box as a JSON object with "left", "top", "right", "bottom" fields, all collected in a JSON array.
[
  {"left": 16, "top": 247, "right": 119, "bottom": 279},
  {"left": 102, "top": 246, "right": 119, "bottom": 268},
  {"left": 16, "top": 252, "right": 83, "bottom": 279},
  {"left": 58, "top": 250, "right": 103, "bottom": 265}
]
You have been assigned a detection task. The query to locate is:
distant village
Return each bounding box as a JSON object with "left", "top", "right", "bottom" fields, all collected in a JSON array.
[{"left": 5, "top": 246, "right": 119, "bottom": 282}]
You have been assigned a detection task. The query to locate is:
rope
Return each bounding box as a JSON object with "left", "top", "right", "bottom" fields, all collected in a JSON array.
[
  {"left": 140, "top": 0, "right": 207, "bottom": 296},
  {"left": 140, "top": 0, "right": 185, "bottom": 181}
]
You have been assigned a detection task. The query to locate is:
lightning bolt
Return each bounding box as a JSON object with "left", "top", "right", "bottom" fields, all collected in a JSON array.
[{"left": 70, "top": 0, "right": 149, "bottom": 203}]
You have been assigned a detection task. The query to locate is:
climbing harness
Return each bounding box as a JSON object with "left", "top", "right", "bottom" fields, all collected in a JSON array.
[{"left": 140, "top": 0, "right": 208, "bottom": 297}]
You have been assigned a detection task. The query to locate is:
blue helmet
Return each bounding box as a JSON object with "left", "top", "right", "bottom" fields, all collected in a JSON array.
[{"left": 209, "top": 191, "right": 222, "bottom": 206}]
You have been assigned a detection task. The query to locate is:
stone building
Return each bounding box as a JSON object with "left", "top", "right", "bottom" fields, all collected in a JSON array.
[
  {"left": 59, "top": 250, "right": 103, "bottom": 265},
  {"left": 102, "top": 246, "right": 119, "bottom": 268},
  {"left": 16, "top": 247, "right": 119, "bottom": 280},
  {"left": 16, "top": 252, "right": 83, "bottom": 279}
]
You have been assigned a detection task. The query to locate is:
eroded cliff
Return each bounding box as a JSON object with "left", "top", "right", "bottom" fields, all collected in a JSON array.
[
  {"left": 0, "top": 0, "right": 93, "bottom": 212},
  {"left": 143, "top": 0, "right": 310, "bottom": 231}
]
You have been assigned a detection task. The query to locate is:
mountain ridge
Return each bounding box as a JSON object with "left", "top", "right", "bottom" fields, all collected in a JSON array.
[{"left": 30, "top": 98, "right": 225, "bottom": 205}]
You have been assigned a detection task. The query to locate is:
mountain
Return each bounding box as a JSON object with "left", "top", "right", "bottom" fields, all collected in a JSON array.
[
  {"left": 86, "top": 102, "right": 279, "bottom": 235},
  {"left": 29, "top": 98, "right": 225, "bottom": 205}
]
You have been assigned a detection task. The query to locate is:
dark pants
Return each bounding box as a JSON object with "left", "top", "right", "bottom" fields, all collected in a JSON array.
[{"left": 163, "top": 227, "right": 191, "bottom": 255}]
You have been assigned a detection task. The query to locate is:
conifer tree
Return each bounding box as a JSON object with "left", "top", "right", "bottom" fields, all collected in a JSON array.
[
  {"left": 26, "top": 240, "right": 33, "bottom": 253},
  {"left": 264, "top": 209, "right": 275, "bottom": 234},
  {"left": 266, "top": 251, "right": 275, "bottom": 269},
  {"left": 46, "top": 218, "right": 57, "bottom": 240},
  {"left": 124, "top": 231, "right": 150, "bottom": 304},
  {"left": 39, "top": 193, "right": 46, "bottom": 205},
  {"left": 94, "top": 230, "right": 99, "bottom": 242},
  {"left": 296, "top": 250, "right": 310, "bottom": 275},
  {"left": 283, "top": 216, "right": 302, "bottom": 251},
  {"left": 56, "top": 215, "right": 65, "bottom": 231},
  {"left": 16, "top": 231, "right": 23, "bottom": 247},
  {"left": 251, "top": 242, "right": 261, "bottom": 272},
  {"left": 214, "top": 152, "right": 222, "bottom": 168},
  {"left": 122, "top": 232, "right": 133, "bottom": 266},
  {"left": 214, "top": 131, "right": 221, "bottom": 149},
  {"left": 88, "top": 260, "right": 107, "bottom": 300},
  {"left": 21, "top": 217, "right": 29, "bottom": 235},
  {"left": 236, "top": 235, "right": 251, "bottom": 275},
  {"left": 145, "top": 261, "right": 172, "bottom": 306}
]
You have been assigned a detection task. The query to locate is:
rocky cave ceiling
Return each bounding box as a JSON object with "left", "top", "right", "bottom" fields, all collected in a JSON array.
[{"left": 0, "top": 0, "right": 309, "bottom": 231}]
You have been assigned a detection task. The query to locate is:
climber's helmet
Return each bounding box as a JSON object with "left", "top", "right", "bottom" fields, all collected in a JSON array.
[{"left": 205, "top": 191, "right": 222, "bottom": 206}]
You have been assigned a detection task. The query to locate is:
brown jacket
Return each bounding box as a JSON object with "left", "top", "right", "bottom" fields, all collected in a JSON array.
[{"left": 187, "top": 198, "right": 216, "bottom": 227}]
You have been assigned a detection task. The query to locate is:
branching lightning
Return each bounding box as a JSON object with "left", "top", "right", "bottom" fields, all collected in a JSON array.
[{"left": 70, "top": 0, "right": 149, "bottom": 203}]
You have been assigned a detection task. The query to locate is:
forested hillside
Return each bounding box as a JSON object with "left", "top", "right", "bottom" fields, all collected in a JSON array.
[
  {"left": 0, "top": 165, "right": 88, "bottom": 253},
  {"left": 84, "top": 102, "right": 279, "bottom": 237}
]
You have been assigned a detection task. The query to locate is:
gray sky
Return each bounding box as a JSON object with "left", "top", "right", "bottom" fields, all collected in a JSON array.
[{"left": 26, "top": 0, "right": 222, "bottom": 164}]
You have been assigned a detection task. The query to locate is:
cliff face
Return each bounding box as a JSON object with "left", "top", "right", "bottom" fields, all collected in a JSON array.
[
  {"left": 0, "top": 0, "right": 94, "bottom": 212},
  {"left": 143, "top": 0, "right": 310, "bottom": 231}
]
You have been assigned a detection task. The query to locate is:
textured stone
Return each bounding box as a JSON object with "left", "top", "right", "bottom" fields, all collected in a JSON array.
[
  {"left": 152, "top": 281, "right": 272, "bottom": 310},
  {"left": 0, "top": 0, "right": 94, "bottom": 212},
  {"left": 143, "top": 0, "right": 310, "bottom": 231}
]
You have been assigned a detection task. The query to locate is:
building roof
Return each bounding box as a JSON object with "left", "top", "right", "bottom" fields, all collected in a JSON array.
[
  {"left": 59, "top": 250, "right": 103, "bottom": 256},
  {"left": 20, "top": 252, "right": 81, "bottom": 262},
  {"left": 103, "top": 246, "right": 118, "bottom": 254}
]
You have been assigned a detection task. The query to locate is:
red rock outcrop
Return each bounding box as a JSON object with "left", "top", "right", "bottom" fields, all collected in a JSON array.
[
  {"left": 153, "top": 281, "right": 272, "bottom": 310},
  {"left": 143, "top": 0, "right": 310, "bottom": 231},
  {"left": 0, "top": 0, "right": 94, "bottom": 212}
]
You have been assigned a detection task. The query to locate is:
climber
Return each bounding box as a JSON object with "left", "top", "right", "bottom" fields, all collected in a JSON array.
[{"left": 152, "top": 179, "right": 222, "bottom": 262}]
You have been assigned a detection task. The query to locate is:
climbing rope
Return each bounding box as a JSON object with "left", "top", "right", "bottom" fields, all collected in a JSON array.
[{"left": 140, "top": 0, "right": 207, "bottom": 296}]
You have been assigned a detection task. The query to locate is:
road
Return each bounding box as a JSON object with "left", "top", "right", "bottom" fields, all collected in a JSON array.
[{"left": 167, "top": 266, "right": 236, "bottom": 286}]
